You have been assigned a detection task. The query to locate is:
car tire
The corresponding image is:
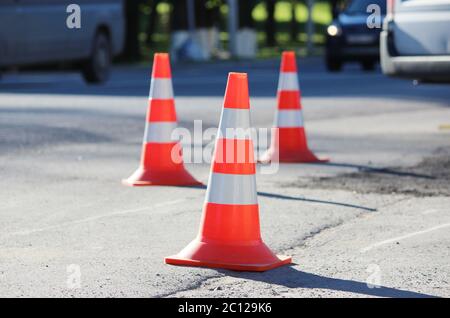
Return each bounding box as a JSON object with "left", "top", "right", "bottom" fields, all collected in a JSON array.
[
  {"left": 361, "top": 61, "right": 375, "bottom": 71},
  {"left": 326, "top": 58, "right": 342, "bottom": 72},
  {"left": 82, "top": 31, "right": 111, "bottom": 84}
]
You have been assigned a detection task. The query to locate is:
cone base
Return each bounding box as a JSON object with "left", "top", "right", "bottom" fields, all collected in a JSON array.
[
  {"left": 165, "top": 254, "right": 291, "bottom": 272},
  {"left": 165, "top": 239, "right": 292, "bottom": 272},
  {"left": 260, "top": 148, "right": 329, "bottom": 164},
  {"left": 122, "top": 168, "right": 202, "bottom": 187}
]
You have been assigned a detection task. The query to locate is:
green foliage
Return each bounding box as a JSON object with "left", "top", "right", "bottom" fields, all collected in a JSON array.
[
  {"left": 253, "top": 1, "right": 332, "bottom": 24},
  {"left": 137, "top": 0, "right": 332, "bottom": 60}
]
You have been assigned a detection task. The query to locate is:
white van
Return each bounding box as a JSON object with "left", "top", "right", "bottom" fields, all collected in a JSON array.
[
  {"left": 380, "top": 0, "right": 450, "bottom": 82},
  {"left": 0, "top": 0, "right": 125, "bottom": 83}
]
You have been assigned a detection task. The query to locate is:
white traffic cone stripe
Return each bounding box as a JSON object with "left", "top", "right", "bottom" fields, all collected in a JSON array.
[
  {"left": 149, "top": 78, "right": 174, "bottom": 99},
  {"left": 276, "top": 109, "right": 304, "bottom": 128},
  {"left": 205, "top": 172, "right": 258, "bottom": 205},
  {"left": 143, "top": 122, "right": 178, "bottom": 143},
  {"left": 278, "top": 72, "right": 299, "bottom": 92},
  {"left": 218, "top": 108, "right": 252, "bottom": 140}
]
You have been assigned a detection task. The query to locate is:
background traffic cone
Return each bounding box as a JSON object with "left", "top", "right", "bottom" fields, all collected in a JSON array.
[
  {"left": 123, "top": 53, "right": 201, "bottom": 186},
  {"left": 261, "top": 51, "right": 328, "bottom": 163},
  {"left": 165, "top": 73, "right": 291, "bottom": 271}
]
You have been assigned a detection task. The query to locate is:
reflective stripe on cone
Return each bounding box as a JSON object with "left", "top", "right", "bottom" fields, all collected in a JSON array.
[
  {"left": 149, "top": 78, "right": 174, "bottom": 99},
  {"left": 277, "top": 72, "right": 300, "bottom": 91},
  {"left": 205, "top": 173, "right": 258, "bottom": 205},
  {"left": 143, "top": 122, "right": 177, "bottom": 143},
  {"left": 276, "top": 109, "right": 304, "bottom": 128}
]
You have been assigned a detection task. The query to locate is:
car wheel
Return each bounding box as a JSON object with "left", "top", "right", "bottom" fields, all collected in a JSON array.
[
  {"left": 326, "top": 58, "right": 342, "bottom": 72},
  {"left": 82, "top": 31, "right": 111, "bottom": 84},
  {"left": 361, "top": 61, "right": 375, "bottom": 71}
]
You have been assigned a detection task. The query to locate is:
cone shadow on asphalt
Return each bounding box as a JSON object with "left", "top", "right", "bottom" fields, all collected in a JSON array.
[
  {"left": 219, "top": 266, "right": 438, "bottom": 298},
  {"left": 177, "top": 185, "right": 377, "bottom": 212},
  {"left": 317, "top": 162, "right": 436, "bottom": 180},
  {"left": 257, "top": 191, "right": 377, "bottom": 212}
]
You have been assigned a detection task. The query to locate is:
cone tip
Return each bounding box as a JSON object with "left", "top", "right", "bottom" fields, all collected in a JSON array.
[
  {"left": 154, "top": 52, "right": 169, "bottom": 58},
  {"left": 224, "top": 72, "right": 250, "bottom": 109},
  {"left": 228, "top": 72, "right": 248, "bottom": 80},
  {"left": 281, "top": 51, "right": 298, "bottom": 72},
  {"left": 283, "top": 51, "right": 296, "bottom": 57},
  {"left": 152, "top": 52, "right": 171, "bottom": 78}
]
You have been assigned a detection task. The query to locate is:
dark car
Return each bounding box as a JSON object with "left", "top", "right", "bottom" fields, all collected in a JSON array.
[{"left": 326, "top": 0, "right": 386, "bottom": 71}]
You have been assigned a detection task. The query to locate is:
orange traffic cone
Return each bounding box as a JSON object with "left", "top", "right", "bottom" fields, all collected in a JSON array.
[
  {"left": 165, "top": 73, "right": 291, "bottom": 271},
  {"left": 123, "top": 53, "right": 201, "bottom": 186},
  {"left": 261, "top": 51, "right": 328, "bottom": 163}
]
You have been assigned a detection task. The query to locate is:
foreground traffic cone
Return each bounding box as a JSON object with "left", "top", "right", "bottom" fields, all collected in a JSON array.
[
  {"left": 165, "top": 73, "right": 291, "bottom": 271},
  {"left": 260, "top": 51, "right": 328, "bottom": 163},
  {"left": 123, "top": 53, "right": 201, "bottom": 186}
]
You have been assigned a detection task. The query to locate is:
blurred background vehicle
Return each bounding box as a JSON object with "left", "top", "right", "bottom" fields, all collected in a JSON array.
[
  {"left": 380, "top": 0, "right": 450, "bottom": 83},
  {"left": 0, "top": 0, "right": 125, "bottom": 84},
  {"left": 0, "top": 0, "right": 340, "bottom": 81},
  {"left": 4, "top": 0, "right": 448, "bottom": 82},
  {"left": 325, "top": 0, "right": 386, "bottom": 71}
]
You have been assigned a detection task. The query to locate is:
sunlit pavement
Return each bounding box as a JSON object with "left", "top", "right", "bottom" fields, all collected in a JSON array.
[{"left": 0, "top": 58, "right": 449, "bottom": 297}]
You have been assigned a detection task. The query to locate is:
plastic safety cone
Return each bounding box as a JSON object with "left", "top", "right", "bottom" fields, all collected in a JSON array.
[
  {"left": 165, "top": 73, "right": 291, "bottom": 271},
  {"left": 123, "top": 53, "right": 201, "bottom": 186},
  {"left": 260, "top": 51, "right": 328, "bottom": 163}
]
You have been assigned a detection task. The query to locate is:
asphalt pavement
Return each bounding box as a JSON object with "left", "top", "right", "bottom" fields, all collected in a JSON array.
[{"left": 0, "top": 58, "right": 449, "bottom": 297}]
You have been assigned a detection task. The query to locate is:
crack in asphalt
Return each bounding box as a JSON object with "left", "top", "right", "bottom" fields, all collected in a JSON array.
[
  {"left": 162, "top": 221, "right": 348, "bottom": 298},
  {"left": 163, "top": 195, "right": 410, "bottom": 297},
  {"left": 154, "top": 274, "right": 225, "bottom": 298},
  {"left": 162, "top": 218, "right": 355, "bottom": 297}
]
